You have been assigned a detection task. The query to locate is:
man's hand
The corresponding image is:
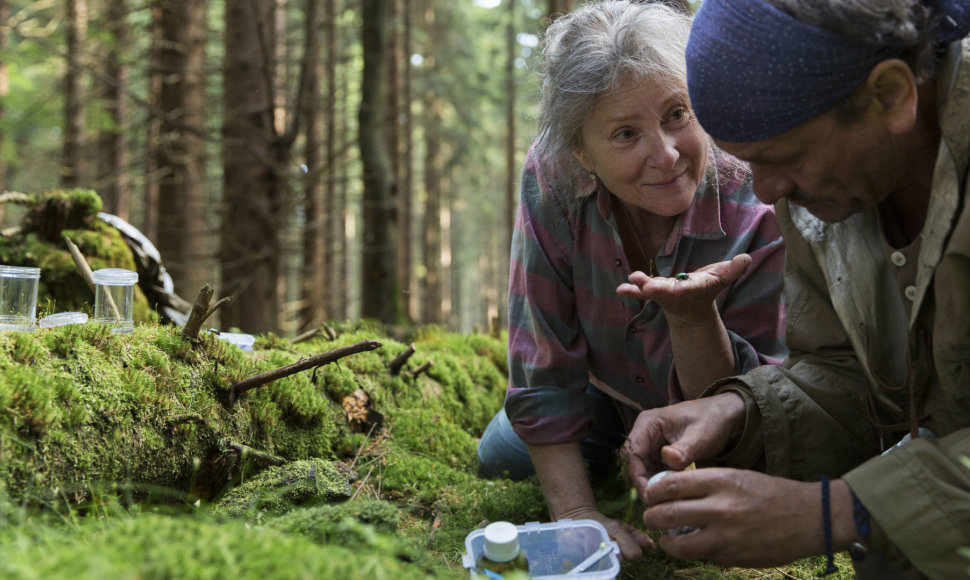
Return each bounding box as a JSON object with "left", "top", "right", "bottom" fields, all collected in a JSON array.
[
  {"left": 641, "top": 468, "right": 858, "bottom": 567},
  {"left": 622, "top": 393, "right": 746, "bottom": 499}
]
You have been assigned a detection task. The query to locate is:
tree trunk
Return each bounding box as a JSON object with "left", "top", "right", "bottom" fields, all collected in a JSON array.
[
  {"left": 420, "top": 5, "right": 442, "bottom": 325},
  {"left": 95, "top": 0, "right": 130, "bottom": 220},
  {"left": 0, "top": 0, "right": 9, "bottom": 216},
  {"left": 300, "top": 0, "right": 325, "bottom": 330},
  {"left": 324, "top": 0, "right": 342, "bottom": 321},
  {"left": 221, "top": 0, "right": 282, "bottom": 334},
  {"left": 545, "top": 0, "right": 572, "bottom": 26},
  {"left": 156, "top": 0, "right": 211, "bottom": 301},
  {"left": 502, "top": 0, "right": 517, "bottom": 330},
  {"left": 359, "top": 0, "right": 401, "bottom": 323},
  {"left": 62, "top": 0, "right": 87, "bottom": 188},
  {"left": 143, "top": 1, "right": 164, "bottom": 242},
  {"left": 401, "top": 0, "right": 415, "bottom": 320}
]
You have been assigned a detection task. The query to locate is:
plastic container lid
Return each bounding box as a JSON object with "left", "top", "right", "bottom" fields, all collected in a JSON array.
[
  {"left": 216, "top": 332, "right": 256, "bottom": 351},
  {"left": 463, "top": 519, "right": 620, "bottom": 579},
  {"left": 39, "top": 312, "right": 89, "bottom": 328},
  {"left": 0, "top": 265, "right": 41, "bottom": 279},
  {"left": 482, "top": 521, "right": 520, "bottom": 563},
  {"left": 91, "top": 268, "right": 138, "bottom": 286}
]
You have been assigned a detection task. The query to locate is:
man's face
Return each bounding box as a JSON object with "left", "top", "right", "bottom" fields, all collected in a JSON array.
[{"left": 714, "top": 109, "right": 904, "bottom": 223}]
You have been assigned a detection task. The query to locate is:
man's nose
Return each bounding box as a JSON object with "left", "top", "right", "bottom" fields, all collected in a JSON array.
[{"left": 751, "top": 165, "right": 795, "bottom": 204}]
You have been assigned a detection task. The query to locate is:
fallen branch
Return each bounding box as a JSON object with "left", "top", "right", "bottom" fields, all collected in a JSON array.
[
  {"left": 229, "top": 339, "right": 382, "bottom": 405},
  {"left": 289, "top": 327, "right": 320, "bottom": 345},
  {"left": 222, "top": 439, "right": 285, "bottom": 466},
  {"left": 405, "top": 360, "right": 434, "bottom": 379},
  {"left": 387, "top": 343, "right": 415, "bottom": 375}
]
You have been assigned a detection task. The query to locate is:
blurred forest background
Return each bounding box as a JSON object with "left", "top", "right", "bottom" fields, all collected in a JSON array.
[{"left": 0, "top": 0, "right": 693, "bottom": 337}]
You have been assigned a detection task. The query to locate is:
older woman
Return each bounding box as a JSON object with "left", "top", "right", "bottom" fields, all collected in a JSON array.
[{"left": 475, "top": 0, "right": 788, "bottom": 561}]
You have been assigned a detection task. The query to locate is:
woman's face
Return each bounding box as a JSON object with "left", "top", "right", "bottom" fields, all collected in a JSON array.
[{"left": 574, "top": 76, "right": 708, "bottom": 216}]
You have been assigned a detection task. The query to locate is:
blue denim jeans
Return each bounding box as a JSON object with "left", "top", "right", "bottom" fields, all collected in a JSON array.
[{"left": 477, "top": 385, "right": 628, "bottom": 481}]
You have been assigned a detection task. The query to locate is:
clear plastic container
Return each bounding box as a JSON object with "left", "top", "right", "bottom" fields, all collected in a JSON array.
[
  {"left": 39, "top": 312, "right": 89, "bottom": 329},
  {"left": 215, "top": 332, "right": 255, "bottom": 351},
  {"left": 462, "top": 519, "right": 620, "bottom": 579},
  {"left": 91, "top": 268, "right": 138, "bottom": 334},
  {"left": 0, "top": 265, "right": 41, "bottom": 332}
]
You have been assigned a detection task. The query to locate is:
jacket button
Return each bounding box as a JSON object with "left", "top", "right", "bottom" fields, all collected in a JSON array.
[
  {"left": 615, "top": 259, "right": 622, "bottom": 267},
  {"left": 636, "top": 376, "right": 645, "bottom": 383},
  {"left": 904, "top": 285, "right": 917, "bottom": 301},
  {"left": 890, "top": 251, "right": 906, "bottom": 267}
]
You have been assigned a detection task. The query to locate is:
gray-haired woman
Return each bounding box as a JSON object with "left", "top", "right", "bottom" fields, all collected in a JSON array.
[{"left": 477, "top": 0, "right": 788, "bottom": 561}]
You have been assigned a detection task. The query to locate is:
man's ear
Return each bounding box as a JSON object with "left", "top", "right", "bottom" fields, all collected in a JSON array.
[{"left": 867, "top": 58, "right": 918, "bottom": 134}]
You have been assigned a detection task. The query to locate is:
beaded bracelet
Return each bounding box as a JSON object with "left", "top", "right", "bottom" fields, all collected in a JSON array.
[
  {"left": 849, "top": 489, "right": 871, "bottom": 562},
  {"left": 818, "top": 475, "right": 839, "bottom": 577}
]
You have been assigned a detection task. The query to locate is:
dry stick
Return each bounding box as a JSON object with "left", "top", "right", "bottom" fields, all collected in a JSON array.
[
  {"left": 181, "top": 285, "right": 213, "bottom": 340},
  {"left": 405, "top": 360, "right": 434, "bottom": 379},
  {"left": 387, "top": 343, "right": 416, "bottom": 375},
  {"left": 229, "top": 339, "right": 382, "bottom": 405},
  {"left": 289, "top": 327, "right": 320, "bottom": 345},
  {"left": 223, "top": 438, "right": 286, "bottom": 466},
  {"left": 62, "top": 234, "right": 122, "bottom": 320}
]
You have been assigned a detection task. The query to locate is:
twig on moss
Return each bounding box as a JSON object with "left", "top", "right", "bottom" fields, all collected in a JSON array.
[
  {"left": 182, "top": 285, "right": 231, "bottom": 341},
  {"left": 289, "top": 327, "right": 321, "bottom": 345},
  {"left": 404, "top": 360, "right": 434, "bottom": 379},
  {"left": 223, "top": 439, "right": 285, "bottom": 466},
  {"left": 229, "top": 339, "right": 382, "bottom": 405},
  {"left": 387, "top": 343, "right": 415, "bottom": 375},
  {"left": 63, "top": 234, "right": 121, "bottom": 319}
]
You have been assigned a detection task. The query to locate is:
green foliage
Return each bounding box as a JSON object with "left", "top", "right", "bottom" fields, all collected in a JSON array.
[{"left": 211, "top": 459, "right": 352, "bottom": 521}]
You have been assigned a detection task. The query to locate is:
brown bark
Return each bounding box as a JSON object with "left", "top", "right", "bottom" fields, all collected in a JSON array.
[
  {"left": 156, "top": 0, "right": 210, "bottom": 301},
  {"left": 324, "top": 0, "right": 341, "bottom": 320},
  {"left": 95, "top": 0, "right": 130, "bottom": 220},
  {"left": 359, "top": 0, "right": 402, "bottom": 323},
  {"left": 300, "top": 0, "right": 326, "bottom": 331},
  {"left": 0, "top": 0, "right": 9, "bottom": 212},
  {"left": 421, "top": 4, "right": 442, "bottom": 325},
  {"left": 143, "top": 1, "right": 164, "bottom": 242},
  {"left": 62, "top": 0, "right": 88, "bottom": 188},
  {"left": 221, "top": 0, "right": 281, "bottom": 334}
]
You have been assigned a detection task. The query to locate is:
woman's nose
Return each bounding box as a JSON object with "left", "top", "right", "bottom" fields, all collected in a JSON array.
[{"left": 644, "top": 131, "right": 678, "bottom": 168}]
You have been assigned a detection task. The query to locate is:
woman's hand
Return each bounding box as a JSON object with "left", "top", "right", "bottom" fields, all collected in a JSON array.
[
  {"left": 641, "top": 468, "right": 857, "bottom": 568},
  {"left": 617, "top": 254, "right": 752, "bottom": 325},
  {"left": 555, "top": 506, "right": 653, "bottom": 562}
]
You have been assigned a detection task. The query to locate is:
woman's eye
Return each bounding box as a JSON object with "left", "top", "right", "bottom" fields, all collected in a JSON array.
[
  {"left": 668, "top": 107, "right": 690, "bottom": 126},
  {"left": 612, "top": 128, "right": 636, "bottom": 141}
]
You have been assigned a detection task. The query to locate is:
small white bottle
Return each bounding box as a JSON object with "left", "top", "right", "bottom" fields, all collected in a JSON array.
[
  {"left": 648, "top": 470, "right": 697, "bottom": 537},
  {"left": 475, "top": 521, "right": 529, "bottom": 578}
]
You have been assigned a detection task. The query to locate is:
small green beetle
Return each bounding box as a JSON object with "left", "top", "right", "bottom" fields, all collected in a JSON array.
[{"left": 675, "top": 272, "right": 689, "bottom": 281}]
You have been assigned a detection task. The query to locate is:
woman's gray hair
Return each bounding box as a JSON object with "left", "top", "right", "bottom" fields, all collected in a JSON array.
[{"left": 532, "top": 0, "right": 695, "bottom": 197}]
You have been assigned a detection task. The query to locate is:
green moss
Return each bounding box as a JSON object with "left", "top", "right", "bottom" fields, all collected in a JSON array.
[{"left": 211, "top": 458, "right": 353, "bottom": 520}]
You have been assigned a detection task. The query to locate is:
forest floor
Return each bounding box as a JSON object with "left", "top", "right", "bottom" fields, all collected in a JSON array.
[{"left": 0, "top": 319, "right": 855, "bottom": 579}]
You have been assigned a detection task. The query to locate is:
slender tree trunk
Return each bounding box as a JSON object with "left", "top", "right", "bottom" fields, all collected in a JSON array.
[
  {"left": 96, "top": 0, "right": 130, "bottom": 220},
  {"left": 388, "top": 0, "right": 410, "bottom": 321},
  {"left": 300, "top": 0, "right": 325, "bottom": 330},
  {"left": 545, "top": 0, "right": 572, "bottom": 26},
  {"left": 420, "top": 4, "right": 442, "bottom": 325},
  {"left": 0, "top": 0, "right": 9, "bottom": 214},
  {"left": 359, "top": 0, "right": 401, "bottom": 323},
  {"left": 156, "top": 0, "right": 210, "bottom": 301},
  {"left": 221, "top": 0, "right": 282, "bottom": 334},
  {"left": 144, "top": 1, "right": 164, "bottom": 242},
  {"left": 502, "top": 0, "right": 518, "bottom": 329},
  {"left": 401, "top": 0, "right": 415, "bottom": 320},
  {"left": 324, "top": 0, "right": 341, "bottom": 320},
  {"left": 62, "top": 0, "right": 88, "bottom": 188}
]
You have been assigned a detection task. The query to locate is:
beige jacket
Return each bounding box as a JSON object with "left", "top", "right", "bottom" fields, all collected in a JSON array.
[{"left": 706, "top": 39, "right": 970, "bottom": 579}]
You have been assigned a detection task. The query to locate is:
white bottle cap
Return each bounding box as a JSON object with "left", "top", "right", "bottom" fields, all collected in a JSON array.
[
  {"left": 647, "top": 470, "right": 674, "bottom": 487},
  {"left": 482, "top": 521, "right": 520, "bottom": 562}
]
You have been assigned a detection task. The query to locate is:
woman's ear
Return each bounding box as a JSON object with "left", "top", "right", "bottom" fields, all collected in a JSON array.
[
  {"left": 867, "top": 58, "right": 918, "bottom": 134},
  {"left": 573, "top": 149, "right": 593, "bottom": 174}
]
